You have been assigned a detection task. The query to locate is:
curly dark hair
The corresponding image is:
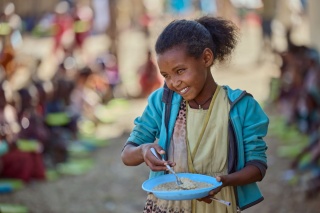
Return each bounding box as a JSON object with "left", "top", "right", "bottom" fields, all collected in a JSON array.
[{"left": 155, "top": 16, "right": 239, "bottom": 63}]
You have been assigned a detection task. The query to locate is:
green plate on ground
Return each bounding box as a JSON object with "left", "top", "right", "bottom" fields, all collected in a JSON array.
[
  {"left": 277, "top": 144, "right": 306, "bottom": 158},
  {"left": 57, "top": 159, "right": 93, "bottom": 176},
  {"left": 0, "top": 204, "right": 28, "bottom": 213},
  {"left": 94, "top": 99, "right": 129, "bottom": 124},
  {"left": 106, "top": 98, "right": 129, "bottom": 109},
  {"left": 67, "top": 143, "right": 92, "bottom": 158},
  {"left": 78, "top": 135, "right": 108, "bottom": 147},
  {"left": 78, "top": 120, "right": 96, "bottom": 135},
  {"left": 17, "top": 139, "right": 40, "bottom": 152},
  {"left": 93, "top": 106, "right": 116, "bottom": 124},
  {"left": 45, "top": 169, "right": 60, "bottom": 181},
  {"left": 45, "top": 112, "right": 70, "bottom": 126},
  {"left": 0, "top": 179, "right": 24, "bottom": 190}
]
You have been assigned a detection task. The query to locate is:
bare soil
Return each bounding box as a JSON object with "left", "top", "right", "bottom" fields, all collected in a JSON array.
[{"left": 1, "top": 103, "right": 320, "bottom": 213}]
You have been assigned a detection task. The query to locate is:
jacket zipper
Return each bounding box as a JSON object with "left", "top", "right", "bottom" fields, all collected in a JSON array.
[
  {"left": 228, "top": 90, "right": 249, "bottom": 209},
  {"left": 229, "top": 117, "right": 240, "bottom": 208}
]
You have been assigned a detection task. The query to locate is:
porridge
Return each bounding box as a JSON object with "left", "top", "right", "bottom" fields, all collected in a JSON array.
[{"left": 153, "top": 177, "right": 213, "bottom": 191}]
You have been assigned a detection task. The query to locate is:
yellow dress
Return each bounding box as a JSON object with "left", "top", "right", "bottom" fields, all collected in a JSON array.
[{"left": 186, "top": 86, "right": 237, "bottom": 213}]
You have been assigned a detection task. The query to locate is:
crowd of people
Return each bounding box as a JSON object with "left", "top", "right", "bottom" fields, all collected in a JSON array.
[
  {"left": 0, "top": 53, "right": 122, "bottom": 183},
  {"left": 270, "top": 30, "right": 320, "bottom": 198},
  {"left": 0, "top": 0, "right": 167, "bottom": 191},
  {"left": 0, "top": 1, "right": 124, "bottom": 190}
]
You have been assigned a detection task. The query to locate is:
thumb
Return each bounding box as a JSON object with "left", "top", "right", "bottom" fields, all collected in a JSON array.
[
  {"left": 154, "top": 146, "right": 165, "bottom": 155},
  {"left": 158, "top": 149, "right": 165, "bottom": 155},
  {"left": 216, "top": 176, "right": 221, "bottom": 182}
]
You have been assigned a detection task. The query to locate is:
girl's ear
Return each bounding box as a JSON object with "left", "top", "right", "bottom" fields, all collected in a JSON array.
[{"left": 202, "top": 48, "right": 214, "bottom": 67}]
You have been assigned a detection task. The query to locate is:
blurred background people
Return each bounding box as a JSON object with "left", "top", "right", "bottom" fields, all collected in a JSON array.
[
  {"left": 137, "top": 49, "right": 163, "bottom": 98},
  {"left": 51, "top": 1, "right": 74, "bottom": 58}
]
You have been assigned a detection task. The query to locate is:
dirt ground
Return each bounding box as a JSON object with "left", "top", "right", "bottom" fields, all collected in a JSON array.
[
  {"left": 1, "top": 20, "right": 320, "bottom": 213},
  {"left": 1, "top": 102, "right": 320, "bottom": 213}
]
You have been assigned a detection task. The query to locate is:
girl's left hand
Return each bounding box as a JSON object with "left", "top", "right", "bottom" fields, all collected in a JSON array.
[{"left": 197, "top": 176, "right": 225, "bottom": 204}]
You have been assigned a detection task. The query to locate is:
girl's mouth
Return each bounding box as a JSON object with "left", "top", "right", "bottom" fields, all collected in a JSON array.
[{"left": 180, "top": 87, "right": 189, "bottom": 95}]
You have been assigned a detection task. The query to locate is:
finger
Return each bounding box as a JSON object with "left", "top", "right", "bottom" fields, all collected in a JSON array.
[
  {"left": 151, "top": 147, "right": 165, "bottom": 159},
  {"left": 150, "top": 165, "right": 168, "bottom": 171},
  {"left": 149, "top": 156, "right": 165, "bottom": 166},
  {"left": 152, "top": 145, "right": 165, "bottom": 155},
  {"left": 158, "top": 149, "right": 166, "bottom": 155},
  {"left": 146, "top": 160, "right": 167, "bottom": 171},
  {"left": 201, "top": 197, "right": 212, "bottom": 204},
  {"left": 166, "top": 161, "right": 176, "bottom": 166},
  {"left": 146, "top": 157, "right": 167, "bottom": 171},
  {"left": 208, "top": 188, "right": 220, "bottom": 196},
  {"left": 208, "top": 190, "right": 215, "bottom": 196}
]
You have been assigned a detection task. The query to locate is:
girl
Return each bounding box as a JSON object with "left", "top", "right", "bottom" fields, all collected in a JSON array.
[{"left": 121, "top": 16, "right": 269, "bottom": 213}]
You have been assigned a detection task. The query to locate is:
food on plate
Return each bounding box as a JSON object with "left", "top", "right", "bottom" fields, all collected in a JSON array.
[{"left": 153, "top": 177, "right": 213, "bottom": 191}]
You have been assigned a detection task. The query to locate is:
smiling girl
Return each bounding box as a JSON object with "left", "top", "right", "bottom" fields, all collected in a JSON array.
[{"left": 121, "top": 16, "right": 269, "bottom": 213}]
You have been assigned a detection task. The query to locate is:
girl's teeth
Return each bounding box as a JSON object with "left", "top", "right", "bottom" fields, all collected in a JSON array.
[{"left": 181, "top": 87, "right": 188, "bottom": 93}]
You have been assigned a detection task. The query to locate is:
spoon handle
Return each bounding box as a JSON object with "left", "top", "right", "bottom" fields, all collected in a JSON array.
[
  {"left": 150, "top": 148, "right": 162, "bottom": 161},
  {"left": 210, "top": 198, "right": 231, "bottom": 206},
  {"left": 150, "top": 148, "right": 183, "bottom": 186},
  {"left": 150, "top": 148, "right": 175, "bottom": 173}
]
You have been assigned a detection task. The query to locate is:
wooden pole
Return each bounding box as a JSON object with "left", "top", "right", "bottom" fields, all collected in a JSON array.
[
  {"left": 107, "top": 0, "right": 118, "bottom": 57},
  {"left": 308, "top": 0, "right": 320, "bottom": 52}
]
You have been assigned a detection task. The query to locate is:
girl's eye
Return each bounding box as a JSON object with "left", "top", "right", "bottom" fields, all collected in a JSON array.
[
  {"left": 162, "top": 74, "right": 169, "bottom": 79},
  {"left": 177, "top": 69, "right": 185, "bottom": 74}
]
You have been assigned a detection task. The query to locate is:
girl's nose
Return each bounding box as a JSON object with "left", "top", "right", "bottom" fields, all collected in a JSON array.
[{"left": 172, "top": 77, "right": 181, "bottom": 87}]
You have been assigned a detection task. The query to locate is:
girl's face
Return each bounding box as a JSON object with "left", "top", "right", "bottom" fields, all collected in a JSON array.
[{"left": 157, "top": 46, "right": 213, "bottom": 101}]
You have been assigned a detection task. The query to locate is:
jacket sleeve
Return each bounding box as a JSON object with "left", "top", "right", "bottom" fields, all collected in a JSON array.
[
  {"left": 241, "top": 96, "right": 269, "bottom": 177},
  {"left": 126, "top": 89, "right": 164, "bottom": 145}
]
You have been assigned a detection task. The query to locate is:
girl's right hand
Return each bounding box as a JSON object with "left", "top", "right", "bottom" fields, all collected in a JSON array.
[{"left": 141, "top": 144, "right": 175, "bottom": 172}]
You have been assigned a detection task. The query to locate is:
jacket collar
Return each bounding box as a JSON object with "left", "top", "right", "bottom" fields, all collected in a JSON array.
[{"left": 222, "top": 85, "right": 251, "bottom": 108}]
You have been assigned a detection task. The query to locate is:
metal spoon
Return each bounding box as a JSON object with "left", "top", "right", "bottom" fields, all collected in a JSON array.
[
  {"left": 150, "top": 148, "right": 184, "bottom": 187},
  {"left": 210, "top": 197, "right": 231, "bottom": 206}
]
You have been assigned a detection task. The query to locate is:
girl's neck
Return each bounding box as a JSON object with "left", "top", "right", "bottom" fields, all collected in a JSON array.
[{"left": 190, "top": 78, "right": 217, "bottom": 110}]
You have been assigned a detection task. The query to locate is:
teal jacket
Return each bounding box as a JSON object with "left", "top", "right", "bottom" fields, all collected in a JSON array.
[{"left": 127, "top": 85, "right": 269, "bottom": 210}]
